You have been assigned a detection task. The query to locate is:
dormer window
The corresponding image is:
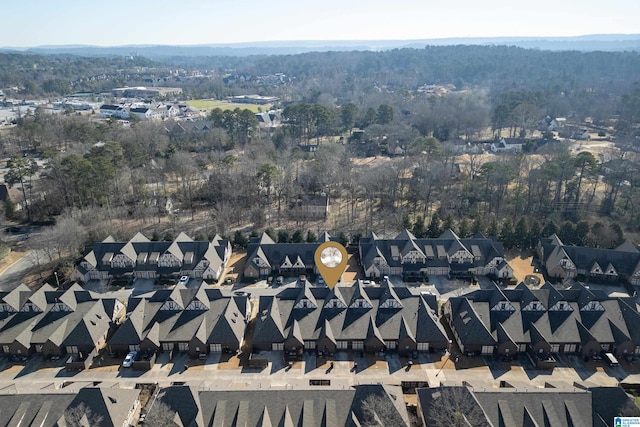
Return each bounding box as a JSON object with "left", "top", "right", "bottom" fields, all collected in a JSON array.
[
  {"left": 581, "top": 300, "right": 604, "bottom": 311},
  {"left": 294, "top": 298, "right": 317, "bottom": 309},
  {"left": 324, "top": 299, "right": 346, "bottom": 309},
  {"left": 349, "top": 298, "right": 372, "bottom": 309},
  {"left": 160, "top": 300, "right": 180, "bottom": 311},
  {"left": 491, "top": 300, "right": 514, "bottom": 311}
]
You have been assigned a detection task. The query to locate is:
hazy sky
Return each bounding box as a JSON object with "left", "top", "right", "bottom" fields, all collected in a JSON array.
[{"left": 3, "top": 0, "right": 639, "bottom": 47}]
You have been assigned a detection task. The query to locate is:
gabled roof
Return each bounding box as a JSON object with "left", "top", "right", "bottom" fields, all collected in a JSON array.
[
  {"left": 615, "top": 240, "right": 639, "bottom": 253},
  {"left": 448, "top": 297, "right": 496, "bottom": 346},
  {"left": 398, "top": 316, "right": 416, "bottom": 343},
  {"left": 69, "top": 387, "right": 142, "bottom": 427},
  {"left": 294, "top": 282, "right": 317, "bottom": 309},
  {"left": 286, "top": 319, "right": 304, "bottom": 348},
  {"left": 365, "top": 316, "right": 385, "bottom": 347},
  {"left": 348, "top": 282, "right": 373, "bottom": 308},
  {"left": 197, "top": 385, "right": 408, "bottom": 427},
  {"left": 28, "top": 283, "right": 55, "bottom": 312},
  {"left": 257, "top": 232, "right": 275, "bottom": 245},
  {"left": 253, "top": 296, "right": 285, "bottom": 345},
  {"left": 2, "top": 283, "right": 32, "bottom": 312},
  {"left": 208, "top": 297, "right": 246, "bottom": 345},
  {"left": 394, "top": 229, "right": 416, "bottom": 240},
  {"left": 379, "top": 283, "right": 403, "bottom": 309},
  {"left": 319, "top": 319, "right": 336, "bottom": 344}
]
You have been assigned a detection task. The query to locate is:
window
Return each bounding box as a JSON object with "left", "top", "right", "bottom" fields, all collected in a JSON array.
[
  {"left": 210, "top": 344, "right": 222, "bottom": 352},
  {"left": 35, "top": 345, "right": 43, "bottom": 353},
  {"left": 385, "top": 341, "right": 397, "bottom": 350},
  {"left": 162, "top": 343, "right": 173, "bottom": 351},
  {"left": 272, "top": 343, "right": 284, "bottom": 351},
  {"left": 601, "top": 343, "right": 611, "bottom": 352},
  {"left": 66, "top": 346, "right": 79, "bottom": 354},
  {"left": 129, "top": 345, "right": 140, "bottom": 351},
  {"left": 564, "top": 344, "right": 577, "bottom": 353},
  {"left": 337, "top": 341, "right": 348, "bottom": 350},
  {"left": 304, "top": 341, "right": 316, "bottom": 350},
  {"left": 518, "top": 344, "right": 527, "bottom": 352},
  {"left": 481, "top": 346, "right": 494, "bottom": 355},
  {"left": 417, "top": 343, "right": 429, "bottom": 351},
  {"left": 178, "top": 343, "right": 189, "bottom": 351},
  {"left": 352, "top": 341, "right": 364, "bottom": 350},
  {"left": 2, "top": 345, "right": 9, "bottom": 353},
  {"left": 550, "top": 344, "right": 560, "bottom": 352}
]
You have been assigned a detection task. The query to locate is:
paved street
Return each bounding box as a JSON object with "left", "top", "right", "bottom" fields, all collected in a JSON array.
[
  {"left": 0, "top": 250, "right": 48, "bottom": 291},
  {"left": 0, "top": 348, "right": 630, "bottom": 394}
]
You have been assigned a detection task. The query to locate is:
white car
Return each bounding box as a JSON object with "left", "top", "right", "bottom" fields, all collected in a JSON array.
[
  {"left": 179, "top": 275, "right": 189, "bottom": 285},
  {"left": 122, "top": 351, "right": 137, "bottom": 368}
]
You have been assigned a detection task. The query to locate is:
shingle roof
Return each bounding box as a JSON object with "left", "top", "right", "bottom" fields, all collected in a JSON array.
[
  {"left": 253, "top": 282, "right": 447, "bottom": 349},
  {"left": 449, "top": 283, "right": 640, "bottom": 351}
]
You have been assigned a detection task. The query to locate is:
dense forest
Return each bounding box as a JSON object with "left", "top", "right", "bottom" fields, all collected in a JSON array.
[{"left": 2, "top": 45, "right": 640, "bottom": 271}]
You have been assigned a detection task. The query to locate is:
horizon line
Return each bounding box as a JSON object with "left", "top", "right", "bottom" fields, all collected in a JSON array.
[{"left": 2, "top": 33, "right": 640, "bottom": 50}]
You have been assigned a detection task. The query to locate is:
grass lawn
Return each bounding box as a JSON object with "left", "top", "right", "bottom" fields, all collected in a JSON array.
[{"left": 187, "top": 99, "right": 270, "bottom": 113}]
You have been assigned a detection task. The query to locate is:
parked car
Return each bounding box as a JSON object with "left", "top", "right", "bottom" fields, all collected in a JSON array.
[
  {"left": 234, "top": 291, "right": 251, "bottom": 297},
  {"left": 122, "top": 351, "right": 137, "bottom": 368},
  {"left": 179, "top": 275, "right": 189, "bottom": 285},
  {"left": 10, "top": 354, "right": 27, "bottom": 362}
]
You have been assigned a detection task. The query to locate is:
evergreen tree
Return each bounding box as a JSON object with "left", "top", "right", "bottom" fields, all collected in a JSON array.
[
  {"left": 277, "top": 230, "right": 290, "bottom": 243},
  {"left": 558, "top": 221, "right": 576, "bottom": 245},
  {"left": 351, "top": 232, "right": 363, "bottom": 245},
  {"left": 337, "top": 231, "right": 348, "bottom": 246},
  {"left": 402, "top": 214, "right": 412, "bottom": 231},
  {"left": 513, "top": 217, "right": 529, "bottom": 249},
  {"left": 472, "top": 217, "right": 485, "bottom": 235},
  {"left": 500, "top": 218, "right": 514, "bottom": 249},
  {"left": 443, "top": 214, "right": 455, "bottom": 233},
  {"left": 458, "top": 218, "right": 471, "bottom": 238},
  {"left": 306, "top": 230, "right": 317, "bottom": 243},
  {"left": 412, "top": 215, "right": 427, "bottom": 238},
  {"left": 427, "top": 213, "right": 442, "bottom": 238},
  {"left": 233, "top": 230, "right": 248, "bottom": 248},
  {"left": 528, "top": 221, "right": 542, "bottom": 249},
  {"left": 487, "top": 218, "right": 499, "bottom": 238},
  {"left": 541, "top": 220, "right": 558, "bottom": 237},
  {"left": 291, "top": 229, "right": 304, "bottom": 243},
  {"left": 575, "top": 221, "right": 590, "bottom": 246}
]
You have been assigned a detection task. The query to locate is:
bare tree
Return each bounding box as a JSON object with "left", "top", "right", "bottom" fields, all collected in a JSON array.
[
  {"left": 144, "top": 400, "right": 178, "bottom": 427},
  {"left": 64, "top": 402, "right": 103, "bottom": 427},
  {"left": 361, "top": 394, "right": 406, "bottom": 427},
  {"left": 427, "top": 387, "right": 489, "bottom": 427}
]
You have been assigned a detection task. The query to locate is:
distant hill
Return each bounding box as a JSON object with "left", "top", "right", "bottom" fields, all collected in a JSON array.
[{"left": 2, "top": 34, "right": 639, "bottom": 58}]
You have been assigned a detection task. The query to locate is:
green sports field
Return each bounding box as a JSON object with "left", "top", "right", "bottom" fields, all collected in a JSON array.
[{"left": 187, "top": 100, "right": 270, "bottom": 113}]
